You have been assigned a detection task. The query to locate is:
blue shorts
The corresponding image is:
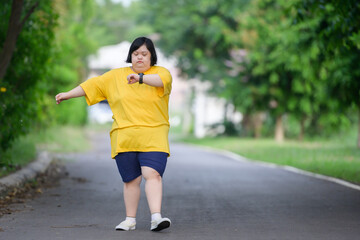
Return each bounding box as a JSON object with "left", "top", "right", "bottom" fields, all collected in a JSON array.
[{"left": 115, "top": 152, "right": 168, "bottom": 183}]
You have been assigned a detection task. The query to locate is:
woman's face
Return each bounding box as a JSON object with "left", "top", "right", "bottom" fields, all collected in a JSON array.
[{"left": 131, "top": 44, "right": 151, "bottom": 69}]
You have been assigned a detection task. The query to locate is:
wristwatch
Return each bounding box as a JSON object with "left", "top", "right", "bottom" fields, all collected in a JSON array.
[{"left": 138, "top": 73, "right": 144, "bottom": 84}]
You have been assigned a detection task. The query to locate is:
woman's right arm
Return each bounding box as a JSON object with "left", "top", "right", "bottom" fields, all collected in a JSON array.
[{"left": 55, "top": 85, "right": 85, "bottom": 104}]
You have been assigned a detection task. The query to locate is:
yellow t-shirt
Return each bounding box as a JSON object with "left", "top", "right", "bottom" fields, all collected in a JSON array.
[{"left": 80, "top": 66, "right": 172, "bottom": 158}]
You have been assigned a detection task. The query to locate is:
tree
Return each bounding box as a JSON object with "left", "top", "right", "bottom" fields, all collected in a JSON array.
[
  {"left": 224, "top": 0, "right": 353, "bottom": 141},
  {"left": 0, "top": 0, "right": 39, "bottom": 80},
  {"left": 0, "top": 0, "right": 57, "bottom": 167},
  {"left": 295, "top": 0, "right": 360, "bottom": 146},
  {"left": 229, "top": 0, "right": 303, "bottom": 142}
]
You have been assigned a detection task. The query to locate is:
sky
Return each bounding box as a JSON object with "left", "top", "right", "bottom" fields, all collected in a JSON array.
[
  {"left": 111, "top": 0, "right": 133, "bottom": 7},
  {"left": 95, "top": 0, "right": 134, "bottom": 7}
]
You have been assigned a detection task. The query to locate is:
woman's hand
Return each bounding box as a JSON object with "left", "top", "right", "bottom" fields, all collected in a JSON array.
[
  {"left": 127, "top": 74, "right": 139, "bottom": 84},
  {"left": 55, "top": 92, "right": 69, "bottom": 104}
]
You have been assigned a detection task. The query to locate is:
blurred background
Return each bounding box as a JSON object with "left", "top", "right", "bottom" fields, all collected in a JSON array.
[{"left": 0, "top": 0, "right": 359, "bottom": 182}]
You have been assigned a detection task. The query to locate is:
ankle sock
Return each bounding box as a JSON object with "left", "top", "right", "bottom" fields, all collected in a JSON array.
[
  {"left": 151, "top": 213, "right": 162, "bottom": 221},
  {"left": 126, "top": 217, "right": 136, "bottom": 224}
]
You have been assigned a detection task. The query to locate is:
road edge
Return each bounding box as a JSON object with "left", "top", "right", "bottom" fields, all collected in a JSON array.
[
  {"left": 0, "top": 151, "right": 53, "bottom": 196},
  {"left": 181, "top": 143, "right": 360, "bottom": 191}
]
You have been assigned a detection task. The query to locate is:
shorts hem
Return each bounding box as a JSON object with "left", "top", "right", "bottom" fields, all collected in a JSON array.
[
  {"left": 123, "top": 173, "right": 142, "bottom": 183},
  {"left": 140, "top": 164, "right": 165, "bottom": 177}
]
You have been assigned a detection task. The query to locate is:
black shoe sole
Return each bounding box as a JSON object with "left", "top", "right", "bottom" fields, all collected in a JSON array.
[{"left": 151, "top": 220, "right": 171, "bottom": 232}]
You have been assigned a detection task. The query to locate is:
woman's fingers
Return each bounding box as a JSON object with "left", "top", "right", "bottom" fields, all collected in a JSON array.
[
  {"left": 127, "top": 74, "right": 138, "bottom": 84},
  {"left": 55, "top": 93, "right": 65, "bottom": 104},
  {"left": 55, "top": 94, "right": 61, "bottom": 104}
]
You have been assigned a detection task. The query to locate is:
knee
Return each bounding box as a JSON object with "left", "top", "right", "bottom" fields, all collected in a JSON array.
[
  {"left": 142, "top": 167, "right": 161, "bottom": 181},
  {"left": 147, "top": 174, "right": 161, "bottom": 182}
]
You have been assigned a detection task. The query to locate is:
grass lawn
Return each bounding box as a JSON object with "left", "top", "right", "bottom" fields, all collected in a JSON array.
[
  {"left": 178, "top": 135, "right": 360, "bottom": 184},
  {"left": 0, "top": 125, "right": 90, "bottom": 177}
]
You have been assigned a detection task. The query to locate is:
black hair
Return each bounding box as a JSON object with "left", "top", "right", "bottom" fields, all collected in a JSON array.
[{"left": 126, "top": 37, "right": 157, "bottom": 66}]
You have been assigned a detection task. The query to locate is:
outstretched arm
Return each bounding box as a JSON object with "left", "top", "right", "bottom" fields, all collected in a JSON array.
[{"left": 55, "top": 85, "right": 85, "bottom": 104}]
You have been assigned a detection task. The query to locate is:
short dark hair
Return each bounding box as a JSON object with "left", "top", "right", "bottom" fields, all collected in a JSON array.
[{"left": 126, "top": 37, "right": 157, "bottom": 66}]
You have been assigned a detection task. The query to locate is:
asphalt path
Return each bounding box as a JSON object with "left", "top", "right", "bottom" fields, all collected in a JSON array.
[{"left": 1, "top": 131, "right": 360, "bottom": 240}]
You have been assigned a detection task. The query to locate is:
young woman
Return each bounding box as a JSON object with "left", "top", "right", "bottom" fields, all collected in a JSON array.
[{"left": 55, "top": 37, "right": 172, "bottom": 232}]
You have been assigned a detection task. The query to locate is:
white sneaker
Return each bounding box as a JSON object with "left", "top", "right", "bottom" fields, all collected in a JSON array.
[
  {"left": 115, "top": 219, "right": 136, "bottom": 231},
  {"left": 150, "top": 217, "right": 171, "bottom": 231}
]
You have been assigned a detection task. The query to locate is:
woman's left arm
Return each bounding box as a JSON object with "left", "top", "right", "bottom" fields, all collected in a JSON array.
[{"left": 127, "top": 74, "right": 163, "bottom": 87}]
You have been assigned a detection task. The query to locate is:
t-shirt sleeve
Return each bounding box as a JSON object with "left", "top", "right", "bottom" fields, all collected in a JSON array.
[
  {"left": 80, "top": 71, "right": 113, "bottom": 105},
  {"left": 156, "top": 68, "right": 172, "bottom": 97}
]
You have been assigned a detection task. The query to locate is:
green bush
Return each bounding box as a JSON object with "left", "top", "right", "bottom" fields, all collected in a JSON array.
[
  {"left": 55, "top": 98, "right": 88, "bottom": 126},
  {"left": 0, "top": 1, "right": 57, "bottom": 167}
]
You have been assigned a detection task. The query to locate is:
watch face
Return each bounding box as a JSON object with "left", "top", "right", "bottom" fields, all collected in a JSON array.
[{"left": 139, "top": 73, "right": 144, "bottom": 84}]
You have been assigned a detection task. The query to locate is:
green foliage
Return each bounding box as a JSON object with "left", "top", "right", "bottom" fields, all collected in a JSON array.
[
  {"left": 89, "top": 0, "right": 153, "bottom": 45},
  {"left": 47, "top": 0, "right": 100, "bottom": 126},
  {"left": 0, "top": 0, "right": 108, "bottom": 168},
  {"left": 0, "top": 130, "right": 36, "bottom": 176},
  {"left": 55, "top": 98, "right": 87, "bottom": 125},
  {"left": 0, "top": 0, "right": 57, "bottom": 167},
  {"left": 292, "top": 0, "right": 360, "bottom": 137},
  {"left": 236, "top": 0, "right": 331, "bottom": 127},
  {"left": 141, "top": 0, "right": 249, "bottom": 81}
]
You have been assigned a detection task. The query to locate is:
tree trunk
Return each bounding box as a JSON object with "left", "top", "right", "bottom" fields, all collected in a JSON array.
[
  {"left": 182, "top": 86, "right": 195, "bottom": 134},
  {"left": 253, "top": 112, "right": 264, "bottom": 139},
  {"left": 275, "top": 114, "right": 284, "bottom": 143},
  {"left": 241, "top": 113, "right": 252, "bottom": 137},
  {"left": 298, "top": 116, "right": 305, "bottom": 142},
  {"left": 223, "top": 101, "right": 229, "bottom": 123},
  {"left": 0, "top": 0, "right": 39, "bottom": 80}
]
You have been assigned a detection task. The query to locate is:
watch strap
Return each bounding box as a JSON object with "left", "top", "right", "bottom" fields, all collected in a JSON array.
[{"left": 139, "top": 73, "right": 144, "bottom": 84}]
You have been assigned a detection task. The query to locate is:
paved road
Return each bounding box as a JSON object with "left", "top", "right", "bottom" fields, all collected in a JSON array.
[{"left": 1, "top": 131, "right": 360, "bottom": 240}]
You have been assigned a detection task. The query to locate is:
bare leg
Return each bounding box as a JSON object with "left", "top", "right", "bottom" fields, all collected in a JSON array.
[
  {"left": 123, "top": 176, "right": 142, "bottom": 217},
  {"left": 141, "top": 166, "right": 162, "bottom": 214}
]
